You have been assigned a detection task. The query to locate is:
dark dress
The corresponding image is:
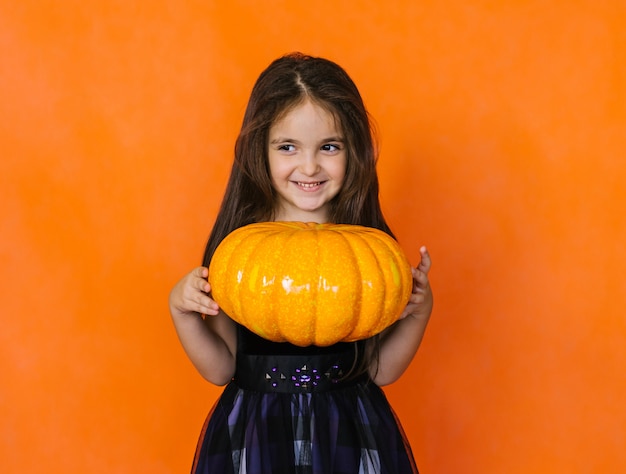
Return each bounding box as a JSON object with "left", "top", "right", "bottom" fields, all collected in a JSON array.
[{"left": 191, "top": 325, "right": 418, "bottom": 474}]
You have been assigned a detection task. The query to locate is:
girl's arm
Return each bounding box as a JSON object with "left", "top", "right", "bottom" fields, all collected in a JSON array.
[
  {"left": 370, "top": 247, "right": 433, "bottom": 386},
  {"left": 169, "top": 266, "right": 237, "bottom": 385}
]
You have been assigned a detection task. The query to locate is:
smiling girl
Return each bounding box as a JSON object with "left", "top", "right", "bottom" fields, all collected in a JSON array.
[{"left": 169, "top": 52, "right": 433, "bottom": 473}]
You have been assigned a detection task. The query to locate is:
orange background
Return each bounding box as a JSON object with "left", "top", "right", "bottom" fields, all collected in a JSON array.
[{"left": 2, "top": 1, "right": 625, "bottom": 473}]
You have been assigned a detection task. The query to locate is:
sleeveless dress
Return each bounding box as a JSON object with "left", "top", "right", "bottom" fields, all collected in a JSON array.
[{"left": 191, "top": 326, "right": 418, "bottom": 474}]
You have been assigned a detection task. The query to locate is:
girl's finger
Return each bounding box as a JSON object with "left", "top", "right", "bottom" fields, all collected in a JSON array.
[
  {"left": 194, "top": 266, "right": 209, "bottom": 278},
  {"left": 197, "top": 279, "right": 211, "bottom": 293},
  {"left": 194, "top": 294, "right": 219, "bottom": 314},
  {"left": 410, "top": 268, "right": 430, "bottom": 297},
  {"left": 417, "top": 246, "right": 431, "bottom": 273},
  {"left": 414, "top": 269, "right": 429, "bottom": 287}
]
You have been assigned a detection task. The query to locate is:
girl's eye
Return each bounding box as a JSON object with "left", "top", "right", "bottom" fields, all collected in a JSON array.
[
  {"left": 321, "top": 144, "right": 341, "bottom": 152},
  {"left": 278, "top": 144, "right": 296, "bottom": 152}
]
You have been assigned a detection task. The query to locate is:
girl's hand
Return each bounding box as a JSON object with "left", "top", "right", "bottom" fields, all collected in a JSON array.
[
  {"left": 398, "top": 246, "right": 433, "bottom": 321},
  {"left": 169, "top": 266, "right": 220, "bottom": 319},
  {"left": 168, "top": 267, "right": 237, "bottom": 384}
]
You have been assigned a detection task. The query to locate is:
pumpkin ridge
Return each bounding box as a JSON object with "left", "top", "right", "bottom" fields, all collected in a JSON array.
[
  {"left": 248, "top": 228, "right": 286, "bottom": 340},
  {"left": 394, "top": 237, "right": 413, "bottom": 319},
  {"left": 377, "top": 234, "right": 401, "bottom": 332},
  {"left": 338, "top": 229, "right": 363, "bottom": 342},
  {"left": 310, "top": 228, "right": 320, "bottom": 345},
  {"left": 378, "top": 233, "right": 411, "bottom": 328},
  {"left": 209, "top": 226, "right": 248, "bottom": 320},
  {"left": 228, "top": 227, "right": 269, "bottom": 332},
  {"left": 314, "top": 228, "right": 360, "bottom": 345},
  {"left": 276, "top": 225, "right": 317, "bottom": 345},
  {"left": 345, "top": 230, "right": 384, "bottom": 340},
  {"left": 372, "top": 231, "right": 393, "bottom": 336},
  {"left": 230, "top": 229, "right": 258, "bottom": 326}
]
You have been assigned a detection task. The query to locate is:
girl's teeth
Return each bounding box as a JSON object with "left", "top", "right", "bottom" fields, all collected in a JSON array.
[{"left": 298, "top": 182, "right": 321, "bottom": 188}]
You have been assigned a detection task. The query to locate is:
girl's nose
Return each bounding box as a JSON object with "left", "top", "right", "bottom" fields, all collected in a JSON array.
[{"left": 299, "top": 151, "right": 320, "bottom": 176}]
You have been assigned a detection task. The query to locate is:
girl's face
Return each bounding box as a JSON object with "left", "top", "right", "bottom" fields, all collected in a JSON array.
[{"left": 268, "top": 99, "right": 346, "bottom": 223}]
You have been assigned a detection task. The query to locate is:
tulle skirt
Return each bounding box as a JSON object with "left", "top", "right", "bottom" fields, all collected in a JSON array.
[{"left": 191, "top": 352, "right": 418, "bottom": 474}]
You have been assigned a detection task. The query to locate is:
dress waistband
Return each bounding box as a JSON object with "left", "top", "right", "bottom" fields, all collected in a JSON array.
[{"left": 234, "top": 352, "right": 367, "bottom": 394}]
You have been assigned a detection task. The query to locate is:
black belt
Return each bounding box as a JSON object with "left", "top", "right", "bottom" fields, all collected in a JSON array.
[{"left": 234, "top": 352, "right": 368, "bottom": 393}]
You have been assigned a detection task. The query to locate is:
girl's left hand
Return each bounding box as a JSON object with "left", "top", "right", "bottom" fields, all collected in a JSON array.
[{"left": 398, "top": 246, "right": 433, "bottom": 321}]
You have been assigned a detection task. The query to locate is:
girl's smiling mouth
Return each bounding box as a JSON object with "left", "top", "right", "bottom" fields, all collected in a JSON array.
[{"left": 294, "top": 180, "right": 326, "bottom": 190}]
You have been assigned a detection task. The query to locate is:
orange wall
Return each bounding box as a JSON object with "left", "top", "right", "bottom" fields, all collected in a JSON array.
[{"left": 2, "top": 1, "right": 625, "bottom": 472}]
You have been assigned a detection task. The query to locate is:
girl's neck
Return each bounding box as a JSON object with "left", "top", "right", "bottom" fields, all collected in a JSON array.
[{"left": 272, "top": 208, "right": 330, "bottom": 224}]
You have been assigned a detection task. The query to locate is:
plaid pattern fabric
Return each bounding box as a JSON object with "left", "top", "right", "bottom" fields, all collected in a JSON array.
[{"left": 191, "top": 356, "right": 418, "bottom": 473}]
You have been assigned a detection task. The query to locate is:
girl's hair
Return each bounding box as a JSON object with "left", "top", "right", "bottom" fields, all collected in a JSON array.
[
  {"left": 202, "top": 52, "right": 393, "bottom": 266},
  {"left": 202, "top": 52, "right": 395, "bottom": 377}
]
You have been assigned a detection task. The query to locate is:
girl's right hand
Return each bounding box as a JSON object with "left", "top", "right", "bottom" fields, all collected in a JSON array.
[{"left": 168, "top": 266, "right": 220, "bottom": 319}]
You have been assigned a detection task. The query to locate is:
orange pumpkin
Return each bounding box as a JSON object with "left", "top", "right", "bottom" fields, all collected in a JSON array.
[{"left": 209, "top": 222, "right": 413, "bottom": 346}]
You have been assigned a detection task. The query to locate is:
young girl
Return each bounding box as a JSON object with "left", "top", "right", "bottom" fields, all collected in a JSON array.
[{"left": 169, "top": 52, "right": 433, "bottom": 474}]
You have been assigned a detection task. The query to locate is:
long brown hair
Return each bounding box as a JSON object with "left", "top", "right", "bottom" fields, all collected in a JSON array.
[
  {"left": 203, "top": 52, "right": 393, "bottom": 375},
  {"left": 203, "top": 52, "right": 393, "bottom": 265}
]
